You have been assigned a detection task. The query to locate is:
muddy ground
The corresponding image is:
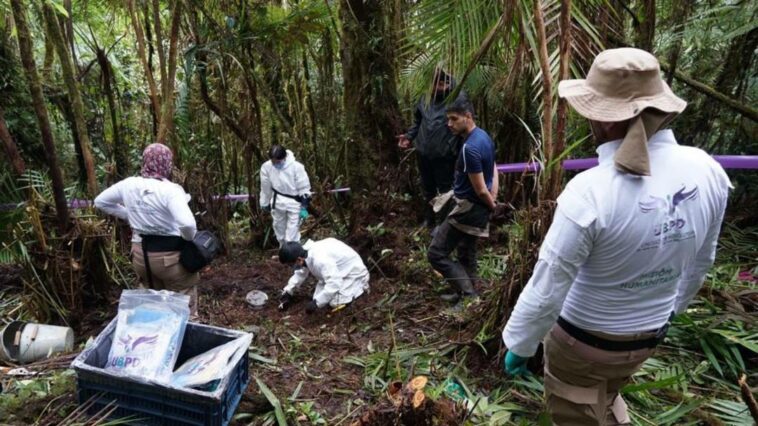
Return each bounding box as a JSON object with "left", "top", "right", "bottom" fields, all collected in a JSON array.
[
  {"left": 195, "top": 248, "right": 470, "bottom": 424},
  {"left": 1, "top": 195, "right": 502, "bottom": 425}
]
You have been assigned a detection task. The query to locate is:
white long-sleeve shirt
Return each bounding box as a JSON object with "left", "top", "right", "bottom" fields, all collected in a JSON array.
[
  {"left": 503, "top": 130, "right": 731, "bottom": 357},
  {"left": 284, "top": 239, "right": 370, "bottom": 307},
  {"left": 259, "top": 150, "right": 311, "bottom": 212},
  {"left": 94, "top": 176, "right": 196, "bottom": 243}
]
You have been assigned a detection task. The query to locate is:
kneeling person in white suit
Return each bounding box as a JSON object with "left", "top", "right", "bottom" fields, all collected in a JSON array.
[
  {"left": 278, "top": 239, "right": 370, "bottom": 313},
  {"left": 259, "top": 145, "right": 312, "bottom": 245}
]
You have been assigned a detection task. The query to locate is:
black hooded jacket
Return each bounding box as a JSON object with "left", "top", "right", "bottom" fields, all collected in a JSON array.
[{"left": 405, "top": 87, "right": 469, "bottom": 159}]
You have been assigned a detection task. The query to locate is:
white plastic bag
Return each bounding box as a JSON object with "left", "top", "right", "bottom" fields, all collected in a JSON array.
[
  {"left": 106, "top": 289, "right": 190, "bottom": 383},
  {"left": 171, "top": 334, "right": 252, "bottom": 388}
]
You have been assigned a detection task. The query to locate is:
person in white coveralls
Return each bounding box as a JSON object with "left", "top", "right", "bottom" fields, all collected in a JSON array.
[
  {"left": 259, "top": 145, "right": 312, "bottom": 245},
  {"left": 277, "top": 239, "right": 370, "bottom": 313}
]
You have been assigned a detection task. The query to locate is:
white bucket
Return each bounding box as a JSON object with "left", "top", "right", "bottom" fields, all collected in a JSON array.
[{"left": 0, "top": 321, "right": 74, "bottom": 364}]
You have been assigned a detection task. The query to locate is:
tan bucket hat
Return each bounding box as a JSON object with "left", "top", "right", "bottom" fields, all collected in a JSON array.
[
  {"left": 558, "top": 48, "right": 687, "bottom": 176},
  {"left": 558, "top": 48, "right": 686, "bottom": 121}
]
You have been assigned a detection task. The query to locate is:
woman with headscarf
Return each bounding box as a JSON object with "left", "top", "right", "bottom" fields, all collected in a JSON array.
[{"left": 95, "top": 143, "right": 200, "bottom": 315}]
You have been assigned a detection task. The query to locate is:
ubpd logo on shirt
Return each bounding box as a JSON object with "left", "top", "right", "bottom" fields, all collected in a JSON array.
[{"left": 638, "top": 185, "right": 699, "bottom": 215}]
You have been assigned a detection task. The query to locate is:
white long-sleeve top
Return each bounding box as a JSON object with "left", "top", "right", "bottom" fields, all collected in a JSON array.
[
  {"left": 503, "top": 130, "right": 731, "bottom": 357},
  {"left": 94, "top": 176, "right": 196, "bottom": 243},
  {"left": 259, "top": 150, "right": 311, "bottom": 211},
  {"left": 284, "top": 239, "right": 370, "bottom": 308}
]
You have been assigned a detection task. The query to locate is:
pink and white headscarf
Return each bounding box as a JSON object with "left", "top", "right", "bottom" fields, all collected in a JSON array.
[{"left": 141, "top": 143, "right": 173, "bottom": 180}]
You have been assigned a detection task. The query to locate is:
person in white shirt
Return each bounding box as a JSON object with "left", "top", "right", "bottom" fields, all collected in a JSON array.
[
  {"left": 501, "top": 48, "right": 731, "bottom": 425},
  {"left": 94, "top": 143, "right": 201, "bottom": 315},
  {"left": 259, "top": 145, "right": 312, "bottom": 245},
  {"left": 277, "top": 239, "right": 369, "bottom": 313}
]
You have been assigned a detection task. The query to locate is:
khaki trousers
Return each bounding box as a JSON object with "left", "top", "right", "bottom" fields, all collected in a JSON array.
[
  {"left": 131, "top": 243, "right": 200, "bottom": 316},
  {"left": 543, "top": 323, "right": 657, "bottom": 426}
]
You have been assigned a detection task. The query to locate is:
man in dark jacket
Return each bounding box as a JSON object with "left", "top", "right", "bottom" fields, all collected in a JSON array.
[{"left": 398, "top": 69, "right": 469, "bottom": 228}]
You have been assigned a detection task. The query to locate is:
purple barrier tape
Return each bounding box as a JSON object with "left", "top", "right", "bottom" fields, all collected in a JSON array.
[
  {"left": 497, "top": 162, "right": 541, "bottom": 173},
  {"left": 0, "top": 203, "right": 21, "bottom": 212},
  {"left": 328, "top": 187, "right": 351, "bottom": 193},
  {"left": 715, "top": 155, "right": 758, "bottom": 169},
  {"left": 4, "top": 154, "right": 757, "bottom": 213},
  {"left": 563, "top": 158, "right": 599, "bottom": 170},
  {"left": 213, "top": 194, "right": 251, "bottom": 202},
  {"left": 497, "top": 155, "right": 758, "bottom": 174},
  {"left": 211, "top": 187, "right": 351, "bottom": 202},
  {"left": 0, "top": 199, "right": 92, "bottom": 212},
  {"left": 70, "top": 199, "right": 93, "bottom": 209}
]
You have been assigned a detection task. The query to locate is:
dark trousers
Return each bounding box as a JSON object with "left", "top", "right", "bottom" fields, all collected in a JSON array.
[
  {"left": 417, "top": 155, "right": 456, "bottom": 224},
  {"left": 427, "top": 219, "right": 478, "bottom": 295}
]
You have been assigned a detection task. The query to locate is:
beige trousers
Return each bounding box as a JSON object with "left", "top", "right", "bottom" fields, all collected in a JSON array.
[
  {"left": 131, "top": 243, "right": 200, "bottom": 316},
  {"left": 543, "top": 323, "right": 657, "bottom": 426}
]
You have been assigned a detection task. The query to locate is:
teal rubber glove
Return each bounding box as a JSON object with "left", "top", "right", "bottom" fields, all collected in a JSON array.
[
  {"left": 504, "top": 351, "right": 529, "bottom": 376},
  {"left": 299, "top": 208, "right": 309, "bottom": 220}
]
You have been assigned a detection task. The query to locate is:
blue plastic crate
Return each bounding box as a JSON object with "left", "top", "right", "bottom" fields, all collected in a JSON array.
[{"left": 72, "top": 318, "right": 250, "bottom": 426}]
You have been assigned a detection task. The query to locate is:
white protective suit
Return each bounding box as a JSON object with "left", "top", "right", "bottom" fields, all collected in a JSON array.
[
  {"left": 283, "top": 239, "right": 370, "bottom": 308},
  {"left": 259, "top": 150, "right": 311, "bottom": 244}
]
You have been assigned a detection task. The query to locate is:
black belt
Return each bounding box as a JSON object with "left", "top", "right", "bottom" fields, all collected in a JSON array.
[
  {"left": 139, "top": 235, "right": 185, "bottom": 288},
  {"left": 557, "top": 316, "right": 668, "bottom": 352},
  {"left": 141, "top": 235, "right": 185, "bottom": 252},
  {"left": 272, "top": 189, "right": 304, "bottom": 210}
]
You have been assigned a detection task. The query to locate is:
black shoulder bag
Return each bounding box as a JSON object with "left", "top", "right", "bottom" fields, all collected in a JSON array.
[{"left": 180, "top": 230, "right": 221, "bottom": 272}]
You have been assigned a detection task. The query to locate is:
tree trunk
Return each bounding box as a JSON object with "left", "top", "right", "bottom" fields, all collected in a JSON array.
[
  {"left": 127, "top": 0, "right": 161, "bottom": 134},
  {"left": 43, "top": 3, "right": 98, "bottom": 196},
  {"left": 243, "top": 54, "right": 265, "bottom": 221},
  {"left": 661, "top": 64, "right": 758, "bottom": 122},
  {"left": 155, "top": 0, "right": 182, "bottom": 146},
  {"left": 665, "top": 0, "right": 694, "bottom": 85},
  {"left": 339, "top": 0, "right": 403, "bottom": 191},
  {"left": 152, "top": 0, "right": 168, "bottom": 94},
  {"left": 0, "top": 106, "right": 26, "bottom": 176},
  {"left": 42, "top": 34, "right": 54, "bottom": 80},
  {"left": 533, "top": 0, "right": 553, "bottom": 199},
  {"left": 11, "top": 0, "right": 70, "bottom": 231},
  {"left": 302, "top": 49, "right": 319, "bottom": 168},
  {"left": 50, "top": 96, "right": 86, "bottom": 188},
  {"left": 189, "top": 4, "right": 262, "bottom": 165},
  {"left": 63, "top": 0, "right": 76, "bottom": 66},
  {"left": 689, "top": 28, "right": 758, "bottom": 145},
  {"left": 320, "top": 28, "right": 339, "bottom": 176},
  {"left": 551, "top": 0, "right": 572, "bottom": 199},
  {"left": 96, "top": 47, "right": 129, "bottom": 180},
  {"left": 635, "top": 0, "right": 655, "bottom": 52},
  {"left": 597, "top": 0, "right": 626, "bottom": 49},
  {"left": 261, "top": 47, "right": 295, "bottom": 133}
]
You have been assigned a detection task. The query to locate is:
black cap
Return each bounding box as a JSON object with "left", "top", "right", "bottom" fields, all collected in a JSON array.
[
  {"left": 269, "top": 145, "right": 287, "bottom": 161},
  {"left": 279, "top": 241, "right": 307, "bottom": 264}
]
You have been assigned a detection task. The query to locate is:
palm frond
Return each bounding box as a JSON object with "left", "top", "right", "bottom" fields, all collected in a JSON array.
[
  {"left": 400, "top": 0, "right": 502, "bottom": 101},
  {"left": 707, "top": 399, "right": 754, "bottom": 426}
]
